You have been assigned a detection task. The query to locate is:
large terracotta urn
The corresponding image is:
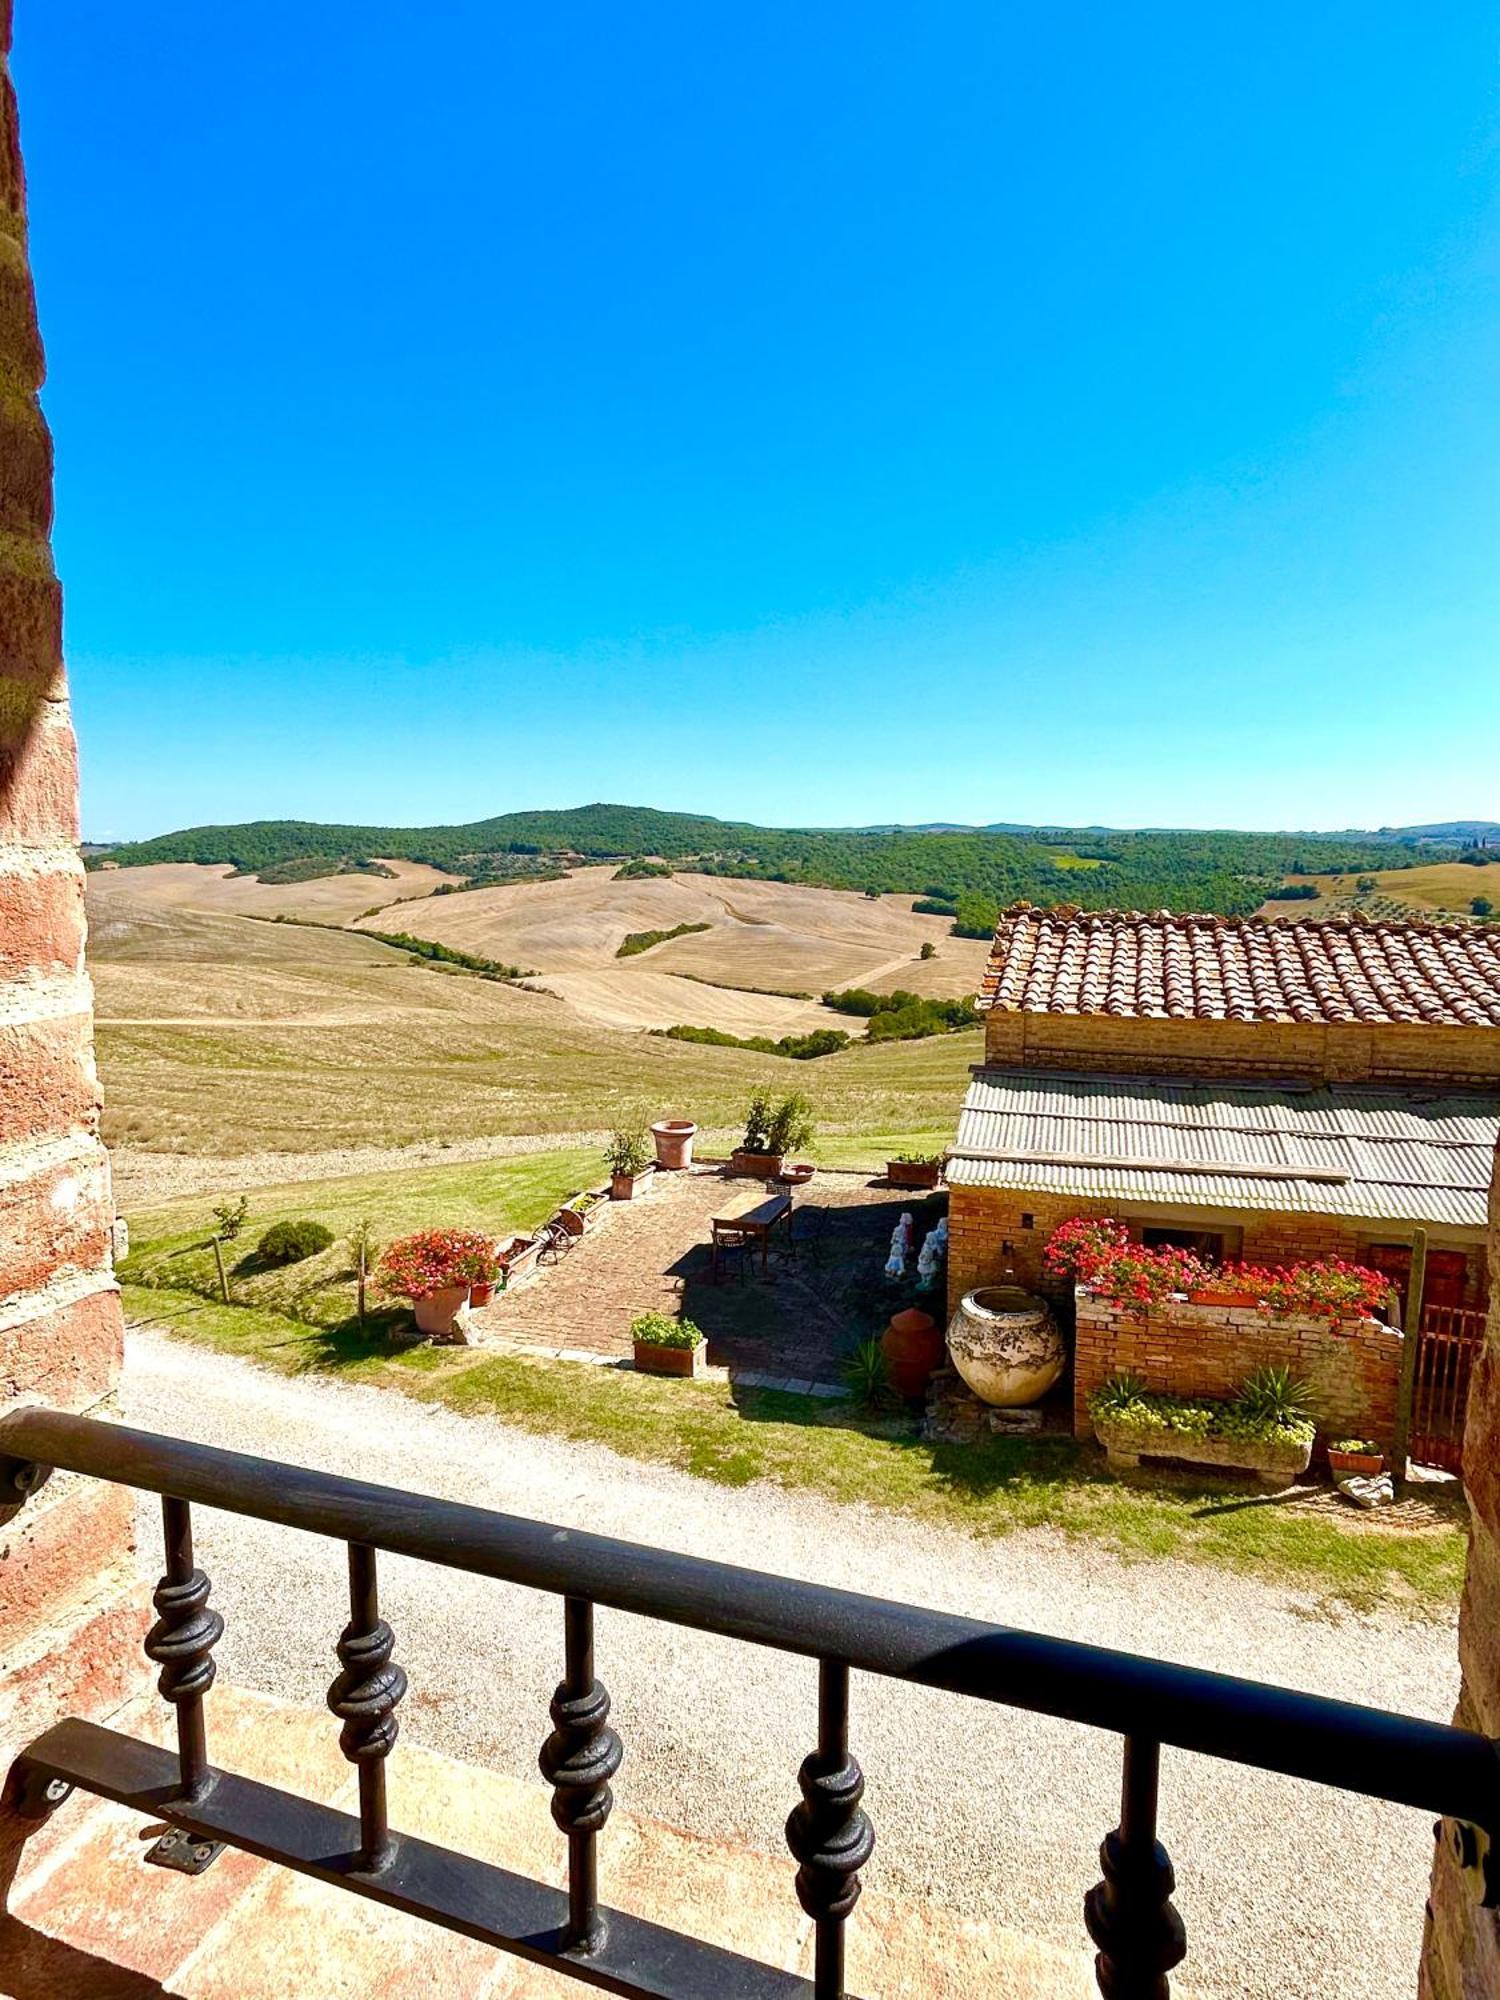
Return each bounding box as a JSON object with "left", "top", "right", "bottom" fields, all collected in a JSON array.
[
  {"left": 652, "top": 1119, "right": 697, "bottom": 1170},
  {"left": 881, "top": 1307, "right": 943, "bottom": 1400},
  {"left": 947, "top": 1285, "right": 1064, "bottom": 1407},
  {"left": 414, "top": 1283, "right": 471, "bottom": 1341}
]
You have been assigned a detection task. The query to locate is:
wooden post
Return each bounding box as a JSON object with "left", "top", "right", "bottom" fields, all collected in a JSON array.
[
  {"left": 357, "top": 1242, "right": 367, "bottom": 1329},
  {"left": 211, "top": 1235, "right": 229, "bottom": 1304},
  {"left": 1391, "top": 1227, "right": 1426, "bottom": 1489}
]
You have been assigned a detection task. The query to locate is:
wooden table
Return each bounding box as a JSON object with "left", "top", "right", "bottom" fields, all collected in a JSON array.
[{"left": 710, "top": 1189, "right": 794, "bottom": 1281}]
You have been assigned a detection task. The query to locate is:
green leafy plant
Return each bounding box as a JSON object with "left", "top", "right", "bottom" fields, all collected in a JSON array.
[
  {"left": 1328, "top": 1437, "right": 1380, "bottom": 1456},
  {"left": 630, "top": 1311, "right": 704, "bottom": 1350},
  {"left": 893, "top": 1151, "right": 943, "bottom": 1166},
  {"left": 741, "top": 1088, "right": 774, "bottom": 1152},
  {"left": 256, "top": 1219, "right": 334, "bottom": 1267},
  {"left": 1090, "top": 1369, "right": 1315, "bottom": 1449},
  {"left": 1232, "top": 1364, "right": 1314, "bottom": 1433},
  {"left": 765, "top": 1092, "right": 815, "bottom": 1157},
  {"left": 841, "top": 1338, "right": 898, "bottom": 1411},
  {"left": 605, "top": 1128, "right": 652, "bottom": 1176},
  {"left": 211, "top": 1195, "right": 250, "bottom": 1242}
]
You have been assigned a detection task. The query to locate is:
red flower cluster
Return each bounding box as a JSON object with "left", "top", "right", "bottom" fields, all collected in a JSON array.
[
  {"left": 1041, "top": 1217, "right": 1131, "bottom": 1285},
  {"left": 1042, "top": 1219, "right": 1392, "bottom": 1324},
  {"left": 378, "top": 1228, "right": 498, "bottom": 1300},
  {"left": 1226, "top": 1258, "right": 1389, "bottom": 1325}
]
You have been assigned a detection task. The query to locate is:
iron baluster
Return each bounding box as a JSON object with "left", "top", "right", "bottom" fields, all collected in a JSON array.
[
  {"left": 786, "top": 1660, "right": 874, "bottom": 2000},
  {"left": 143, "top": 1495, "right": 222, "bottom": 1801},
  {"left": 540, "top": 1595, "right": 622, "bottom": 1955},
  {"left": 1085, "top": 1735, "right": 1186, "bottom": 2000},
  {"left": 327, "top": 1542, "right": 405, "bottom": 1872}
]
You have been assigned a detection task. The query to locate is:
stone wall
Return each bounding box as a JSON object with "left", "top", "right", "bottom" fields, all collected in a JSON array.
[
  {"left": 982, "top": 1008, "right": 1500, "bottom": 1089},
  {"left": 0, "top": 0, "right": 140, "bottom": 1820},
  {"left": 1419, "top": 1148, "right": 1500, "bottom": 2000},
  {"left": 946, "top": 1185, "right": 1484, "bottom": 1312},
  {"left": 1071, "top": 1291, "right": 1402, "bottom": 1451}
]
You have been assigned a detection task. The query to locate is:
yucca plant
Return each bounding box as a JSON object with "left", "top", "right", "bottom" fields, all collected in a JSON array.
[
  {"left": 841, "top": 1337, "right": 898, "bottom": 1411},
  {"left": 1233, "top": 1364, "right": 1314, "bottom": 1432}
]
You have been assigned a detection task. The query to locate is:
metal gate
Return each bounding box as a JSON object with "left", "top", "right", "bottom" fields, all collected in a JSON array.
[{"left": 1411, "top": 1304, "right": 1487, "bottom": 1475}]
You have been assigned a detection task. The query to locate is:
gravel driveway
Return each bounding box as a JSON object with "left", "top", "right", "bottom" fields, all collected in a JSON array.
[{"left": 123, "top": 1330, "right": 1457, "bottom": 2000}]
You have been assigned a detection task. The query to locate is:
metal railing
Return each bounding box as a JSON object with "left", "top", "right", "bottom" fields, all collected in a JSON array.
[{"left": 2, "top": 1404, "right": 1496, "bottom": 1999}]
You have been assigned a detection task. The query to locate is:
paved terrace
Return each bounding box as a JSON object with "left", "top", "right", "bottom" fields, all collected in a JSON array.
[{"left": 470, "top": 1165, "right": 950, "bottom": 1387}]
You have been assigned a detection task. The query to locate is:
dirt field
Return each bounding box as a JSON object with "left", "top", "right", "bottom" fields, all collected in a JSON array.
[
  {"left": 85, "top": 872, "right": 980, "bottom": 1164},
  {"left": 1259, "top": 860, "right": 1500, "bottom": 921},
  {"left": 86, "top": 857, "right": 458, "bottom": 924}
]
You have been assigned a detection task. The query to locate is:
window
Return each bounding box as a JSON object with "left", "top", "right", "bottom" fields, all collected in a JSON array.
[{"left": 1142, "top": 1225, "right": 1226, "bottom": 1261}]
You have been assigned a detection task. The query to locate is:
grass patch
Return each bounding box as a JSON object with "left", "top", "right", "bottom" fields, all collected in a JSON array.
[{"left": 125, "top": 1281, "right": 1468, "bottom": 1618}]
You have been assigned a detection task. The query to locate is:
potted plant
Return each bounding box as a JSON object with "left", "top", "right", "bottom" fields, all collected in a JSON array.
[
  {"left": 731, "top": 1090, "right": 815, "bottom": 1177},
  {"left": 379, "top": 1229, "right": 498, "bottom": 1341},
  {"left": 631, "top": 1310, "right": 707, "bottom": 1378},
  {"left": 1089, "top": 1366, "right": 1316, "bottom": 1491},
  {"left": 651, "top": 1118, "right": 697, "bottom": 1170},
  {"left": 1255, "top": 1259, "right": 1390, "bottom": 1328},
  {"left": 558, "top": 1190, "right": 605, "bottom": 1236},
  {"left": 1328, "top": 1437, "right": 1386, "bottom": 1477},
  {"left": 494, "top": 1232, "right": 543, "bottom": 1288},
  {"left": 605, "top": 1128, "right": 655, "bottom": 1200},
  {"left": 887, "top": 1152, "right": 943, "bottom": 1190}
]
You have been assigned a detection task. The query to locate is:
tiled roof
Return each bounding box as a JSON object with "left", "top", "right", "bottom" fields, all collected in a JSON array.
[
  {"left": 946, "top": 1069, "right": 1499, "bottom": 1226},
  {"left": 976, "top": 906, "right": 1500, "bottom": 1028}
]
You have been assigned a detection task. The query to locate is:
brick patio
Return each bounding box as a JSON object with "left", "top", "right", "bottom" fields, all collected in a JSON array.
[{"left": 469, "top": 1165, "right": 949, "bottom": 1387}]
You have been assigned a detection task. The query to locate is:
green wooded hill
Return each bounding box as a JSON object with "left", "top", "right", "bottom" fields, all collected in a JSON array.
[{"left": 95, "top": 803, "right": 1458, "bottom": 922}]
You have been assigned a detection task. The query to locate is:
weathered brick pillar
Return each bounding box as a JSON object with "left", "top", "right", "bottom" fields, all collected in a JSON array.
[
  {"left": 1419, "top": 1143, "right": 1500, "bottom": 1999},
  {"left": 0, "top": 0, "right": 141, "bottom": 1815}
]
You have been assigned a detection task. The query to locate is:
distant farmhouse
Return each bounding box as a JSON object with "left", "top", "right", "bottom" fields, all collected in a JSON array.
[{"left": 946, "top": 906, "right": 1500, "bottom": 1318}]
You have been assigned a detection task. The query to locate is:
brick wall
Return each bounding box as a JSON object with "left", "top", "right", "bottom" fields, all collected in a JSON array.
[
  {"left": 983, "top": 1008, "right": 1500, "bottom": 1089},
  {"left": 946, "top": 1185, "right": 1485, "bottom": 1314},
  {"left": 1071, "top": 1292, "right": 1402, "bottom": 1451},
  {"left": 1420, "top": 1151, "right": 1500, "bottom": 1999},
  {"left": 0, "top": 0, "right": 141, "bottom": 1830}
]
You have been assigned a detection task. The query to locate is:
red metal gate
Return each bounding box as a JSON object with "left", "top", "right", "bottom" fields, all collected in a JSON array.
[{"left": 1410, "top": 1304, "right": 1487, "bottom": 1474}]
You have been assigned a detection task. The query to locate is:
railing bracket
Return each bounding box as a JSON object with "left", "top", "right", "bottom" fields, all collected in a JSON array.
[
  {"left": 145, "top": 1826, "right": 225, "bottom": 1876},
  {"left": 7, "top": 1763, "right": 73, "bottom": 1822}
]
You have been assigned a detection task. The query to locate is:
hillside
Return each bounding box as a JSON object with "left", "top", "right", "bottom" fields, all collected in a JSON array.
[{"left": 93, "top": 803, "right": 1467, "bottom": 922}]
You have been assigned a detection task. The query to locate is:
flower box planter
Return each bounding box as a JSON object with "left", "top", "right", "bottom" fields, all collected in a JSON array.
[
  {"left": 610, "top": 1165, "right": 655, "bottom": 1201},
  {"left": 731, "top": 1149, "right": 784, "bottom": 1179},
  {"left": 1328, "top": 1444, "right": 1385, "bottom": 1478},
  {"left": 887, "top": 1159, "right": 942, "bottom": 1190},
  {"left": 495, "top": 1234, "right": 543, "bottom": 1286},
  {"left": 1093, "top": 1413, "right": 1312, "bottom": 1491},
  {"left": 1187, "top": 1288, "right": 1258, "bottom": 1309},
  {"left": 558, "top": 1193, "right": 608, "bottom": 1236},
  {"left": 632, "top": 1338, "right": 706, "bottom": 1378}
]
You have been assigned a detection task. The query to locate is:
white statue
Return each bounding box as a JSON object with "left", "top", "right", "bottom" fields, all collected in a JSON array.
[
  {"left": 917, "top": 1216, "right": 948, "bottom": 1288},
  {"left": 885, "top": 1211, "right": 915, "bottom": 1282}
]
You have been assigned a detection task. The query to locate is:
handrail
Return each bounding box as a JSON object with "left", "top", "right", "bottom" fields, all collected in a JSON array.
[{"left": 2, "top": 1403, "right": 1496, "bottom": 1999}]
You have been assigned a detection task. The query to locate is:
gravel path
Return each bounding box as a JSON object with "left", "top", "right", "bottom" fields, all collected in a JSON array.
[{"left": 124, "top": 1330, "right": 1456, "bottom": 2000}]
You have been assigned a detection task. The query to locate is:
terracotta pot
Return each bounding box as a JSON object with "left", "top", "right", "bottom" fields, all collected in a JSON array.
[
  {"left": 880, "top": 1307, "right": 942, "bottom": 1399},
  {"left": 651, "top": 1120, "right": 697, "bottom": 1170},
  {"left": 633, "top": 1339, "right": 704, "bottom": 1378},
  {"left": 1189, "top": 1289, "right": 1259, "bottom": 1308},
  {"left": 1328, "top": 1447, "right": 1385, "bottom": 1478},
  {"left": 413, "top": 1283, "right": 470, "bottom": 1340},
  {"left": 469, "top": 1280, "right": 494, "bottom": 1308},
  {"left": 947, "top": 1285, "right": 1065, "bottom": 1407},
  {"left": 731, "top": 1149, "right": 784, "bottom": 1178},
  {"left": 610, "top": 1167, "right": 655, "bottom": 1201},
  {"left": 780, "top": 1162, "right": 815, "bottom": 1186},
  {"left": 888, "top": 1160, "right": 942, "bottom": 1190}
]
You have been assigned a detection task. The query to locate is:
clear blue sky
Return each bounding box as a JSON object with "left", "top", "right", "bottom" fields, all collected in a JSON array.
[{"left": 15, "top": 2, "right": 1500, "bottom": 839}]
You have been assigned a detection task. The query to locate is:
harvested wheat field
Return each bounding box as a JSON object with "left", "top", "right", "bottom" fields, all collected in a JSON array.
[
  {"left": 1259, "top": 860, "right": 1500, "bottom": 921},
  {"left": 85, "top": 872, "right": 979, "bottom": 1166},
  {"left": 86, "top": 857, "right": 458, "bottom": 925}
]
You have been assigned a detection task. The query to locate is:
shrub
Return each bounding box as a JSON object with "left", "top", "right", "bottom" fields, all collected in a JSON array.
[
  {"left": 765, "top": 1091, "right": 815, "bottom": 1156},
  {"left": 616, "top": 921, "right": 711, "bottom": 957},
  {"left": 1472, "top": 896, "right": 1493, "bottom": 917},
  {"left": 1355, "top": 876, "right": 1377, "bottom": 894},
  {"left": 742, "top": 1087, "right": 774, "bottom": 1153},
  {"left": 1266, "top": 883, "right": 1319, "bottom": 901},
  {"left": 605, "top": 1127, "right": 652, "bottom": 1176},
  {"left": 919, "top": 940, "right": 937, "bottom": 960},
  {"left": 630, "top": 1311, "right": 704, "bottom": 1350},
  {"left": 257, "top": 1219, "right": 334, "bottom": 1266},
  {"left": 379, "top": 1228, "right": 498, "bottom": 1300},
  {"left": 842, "top": 1337, "right": 898, "bottom": 1410}
]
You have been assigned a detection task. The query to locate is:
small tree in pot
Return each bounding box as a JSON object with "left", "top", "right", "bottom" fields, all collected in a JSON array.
[{"left": 732, "top": 1090, "right": 815, "bottom": 1177}]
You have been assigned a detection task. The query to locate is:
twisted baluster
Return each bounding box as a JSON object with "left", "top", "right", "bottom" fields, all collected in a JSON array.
[
  {"left": 1085, "top": 1737, "right": 1186, "bottom": 2000},
  {"left": 144, "top": 1496, "right": 222, "bottom": 1798},
  {"left": 327, "top": 1544, "right": 406, "bottom": 1870},
  {"left": 540, "top": 1598, "right": 622, "bottom": 1953},
  {"left": 786, "top": 1661, "right": 874, "bottom": 2000}
]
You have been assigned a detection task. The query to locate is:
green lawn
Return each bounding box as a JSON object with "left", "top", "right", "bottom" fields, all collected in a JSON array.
[{"left": 123, "top": 1267, "right": 1469, "bottom": 1619}]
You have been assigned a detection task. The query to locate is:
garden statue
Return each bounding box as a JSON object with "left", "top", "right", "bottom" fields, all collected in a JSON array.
[
  {"left": 884, "top": 1211, "right": 915, "bottom": 1283},
  {"left": 916, "top": 1216, "right": 948, "bottom": 1291}
]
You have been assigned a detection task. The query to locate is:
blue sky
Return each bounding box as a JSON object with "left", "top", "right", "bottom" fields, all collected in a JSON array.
[{"left": 15, "top": 2, "right": 1500, "bottom": 839}]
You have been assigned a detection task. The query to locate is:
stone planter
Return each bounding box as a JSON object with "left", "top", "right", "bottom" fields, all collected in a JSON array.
[
  {"left": 731, "top": 1149, "right": 784, "bottom": 1179},
  {"left": 610, "top": 1166, "right": 655, "bottom": 1201},
  {"left": 888, "top": 1159, "right": 942, "bottom": 1190},
  {"left": 947, "top": 1286, "right": 1065, "bottom": 1407},
  {"left": 632, "top": 1339, "right": 705, "bottom": 1378},
  {"left": 1093, "top": 1413, "right": 1312, "bottom": 1491},
  {"left": 651, "top": 1120, "right": 697, "bottom": 1170},
  {"left": 881, "top": 1307, "right": 943, "bottom": 1400},
  {"left": 413, "top": 1284, "right": 471, "bottom": 1341}
]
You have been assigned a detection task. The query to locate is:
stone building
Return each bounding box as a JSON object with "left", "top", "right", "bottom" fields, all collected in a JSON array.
[{"left": 947, "top": 906, "right": 1500, "bottom": 1317}]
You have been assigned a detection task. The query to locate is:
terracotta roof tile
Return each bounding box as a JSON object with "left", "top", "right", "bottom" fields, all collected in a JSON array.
[{"left": 976, "top": 906, "right": 1500, "bottom": 1029}]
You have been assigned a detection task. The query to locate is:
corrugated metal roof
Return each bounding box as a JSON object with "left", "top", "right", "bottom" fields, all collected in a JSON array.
[{"left": 947, "top": 1070, "right": 1497, "bottom": 1228}]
